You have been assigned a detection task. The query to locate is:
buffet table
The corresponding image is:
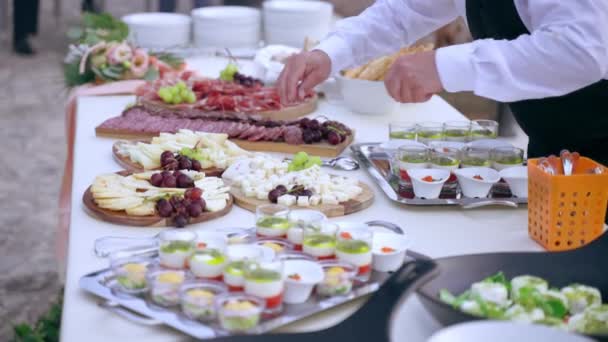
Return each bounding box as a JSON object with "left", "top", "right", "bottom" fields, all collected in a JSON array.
[{"left": 60, "top": 94, "right": 541, "bottom": 342}]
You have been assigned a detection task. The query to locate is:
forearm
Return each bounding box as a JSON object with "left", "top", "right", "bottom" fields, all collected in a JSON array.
[{"left": 317, "top": 0, "right": 458, "bottom": 75}]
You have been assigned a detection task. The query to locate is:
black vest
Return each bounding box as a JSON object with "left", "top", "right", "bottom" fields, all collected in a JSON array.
[{"left": 466, "top": 0, "right": 608, "bottom": 165}]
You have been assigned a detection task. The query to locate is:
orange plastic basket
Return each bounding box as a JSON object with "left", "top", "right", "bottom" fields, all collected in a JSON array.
[{"left": 528, "top": 157, "right": 608, "bottom": 251}]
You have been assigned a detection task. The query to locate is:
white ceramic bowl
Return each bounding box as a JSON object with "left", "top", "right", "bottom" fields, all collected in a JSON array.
[
  {"left": 407, "top": 169, "right": 451, "bottom": 199},
  {"left": 122, "top": 13, "right": 191, "bottom": 49},
  {"left": 191, "top": 6, "right": 261, "bottom": 49},
  {"left": 454, "top": 167, "right": 501, "bottom": 198},
  {"left": 336, "top": 74, "right": 399, "bottom": 115},
  {"left": 499, "top": 166, "right": 528, "bottom": 198},
  {"left": 372, "top": 233, "right": 410, "bottom": 272},
  {"left": 263, "top": 0, "right": 333, "bottom": 47},
  {"left": 282, "top": 259, "right": 324, "bottom": 304}
]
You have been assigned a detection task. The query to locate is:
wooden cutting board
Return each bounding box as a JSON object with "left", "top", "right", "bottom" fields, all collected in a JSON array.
[
  {"left": 112, "top": 141, "right": 224, "bottom": 176},
  {"left": 98, "top": 130, "right": 354, "bottom": 158},
  {"left": 82, "top": 171, "right": 233, "bottom": 227},
  {"left": 230, "top": 181, "right": 374, "bottom": 218}
]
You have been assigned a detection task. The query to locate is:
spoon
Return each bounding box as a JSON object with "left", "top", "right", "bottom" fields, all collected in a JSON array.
[{"left": 560, "top": 150, "right": 573, "bottom": 176}]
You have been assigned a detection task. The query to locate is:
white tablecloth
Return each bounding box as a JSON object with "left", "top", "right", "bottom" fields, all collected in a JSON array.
[{"left": 60, "top": 95, "right": 541, "bottom": 342}]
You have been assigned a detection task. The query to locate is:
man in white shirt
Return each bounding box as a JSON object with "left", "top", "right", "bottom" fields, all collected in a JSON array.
[{"left": 277, "top": 0, "right": 608, "bottom": 164}]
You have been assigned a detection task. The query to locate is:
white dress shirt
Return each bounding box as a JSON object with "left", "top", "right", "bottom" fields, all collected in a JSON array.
[{"left": 316, "top": 0, "right": 608, "bottom": 102}]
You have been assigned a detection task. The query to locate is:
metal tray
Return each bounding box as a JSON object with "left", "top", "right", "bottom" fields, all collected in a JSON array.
[
  {"left": 80, "top": 259, "right": 392, "bottom": 339},
  {"left": 350, "top": 142, "right": 528, "bottom": 208}
]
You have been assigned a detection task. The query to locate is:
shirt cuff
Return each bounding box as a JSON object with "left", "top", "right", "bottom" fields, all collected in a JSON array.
[
  {"left": 315, "top": 35, "right": 355, "bottom": 76},
  {"left": 436, "top": 43, "right": 477, "bottom": 93}
]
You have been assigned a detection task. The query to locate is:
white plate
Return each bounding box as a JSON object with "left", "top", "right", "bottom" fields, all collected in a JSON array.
[
  {"left": 428, "top": 321, "right": 593, "bottom": 342},
  {"left": 122, "top": 13, "right": 191, "bottom": 49}
]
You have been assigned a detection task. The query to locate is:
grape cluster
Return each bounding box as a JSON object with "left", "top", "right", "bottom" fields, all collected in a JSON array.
[
  {"left": 298, "top": 118, "right": 352, "bottom": 145},
  {"left": 156, "top": 188, "right": 206, "bottom": 228},
  {"left": 233, "top": 72, "right": 263, "bottom": 87},
  {"left": 267, "top": 184, "right": 313, "bottom": 203},
  {"left": 157, "top": 81, "right": 196, "bottom": 105},
  {"left": 160, "top": 150, "right": 202, "bottom": 172},
  {"left": 150, "top": 170, "right": 194, "bottom": 189}
]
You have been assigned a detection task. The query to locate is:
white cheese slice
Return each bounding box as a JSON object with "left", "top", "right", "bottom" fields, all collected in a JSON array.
[
  {"left": 297, "top": 196, "right": 310, "bottom": 207},
  {"left": 205, "top": 199, "right": 227, "bottom": 212},
  {"left": 321, "top": 194, "right": 339, "bottom": 205},
  {"left": 310, "top": 195, "right": 321, "bottom": 206},
  {"left": 256, "top": 189, "right": 268, "bottom": 200}
]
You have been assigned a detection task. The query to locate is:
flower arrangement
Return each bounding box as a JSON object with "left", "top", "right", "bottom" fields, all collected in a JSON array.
[{"left": 64, "top": 13, "right": 184, "bottom": 87}]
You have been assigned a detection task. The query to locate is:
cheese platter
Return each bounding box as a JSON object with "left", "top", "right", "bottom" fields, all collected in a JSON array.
[
  {"left": 83, "top": 170, "right": 232, "bottom": 227},
  {"left": 222, "top": 154, "right": 375, "bottom": 217}
]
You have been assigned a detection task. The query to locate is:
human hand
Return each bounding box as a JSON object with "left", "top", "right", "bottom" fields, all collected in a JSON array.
[
  {"left": 384, "top": 50, "right": 443, "bottom": 103},
  {"left": 277, "top": 50, "right": 331, "bottom": 104}
]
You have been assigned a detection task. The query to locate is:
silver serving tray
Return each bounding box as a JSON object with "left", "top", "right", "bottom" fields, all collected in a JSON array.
[
  {"left": 350, "top": 143, "right": 528, "bottom": 208},
  {"left": 80, "top": 259, "right": 391, "bottom": 339}
]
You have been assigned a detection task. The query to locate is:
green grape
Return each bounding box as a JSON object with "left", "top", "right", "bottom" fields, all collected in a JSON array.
[
  {"left": 157, "top": 87, "right": 172, "bottom": 103},
  {"left": 179, "top": 89, "right": 190, "bottom": 99},
  {"left": 220, "top": 63, "right": 238, "bottom": 81},
  {"left": 309, "top": 156, "right": 322, "bottom": 167},
  {"left": 186, "top": 92, "right": 196, "bottom": 104},
  {"left": 176, "top": 81, "right": 187, "bottom": 90},
  {"left": 293, "top": 151, "right": 309, "bottom": 166}
]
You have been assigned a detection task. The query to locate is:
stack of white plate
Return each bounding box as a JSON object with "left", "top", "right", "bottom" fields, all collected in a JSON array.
[
  {"left": 191, "top": 6, "right": 262, "bottom": 49},
  {"left": 263, "top": 0, "right": 334, "bottom": 48},
  {"left": 122, "top": 13, "right": 191, "bottom": 49}
]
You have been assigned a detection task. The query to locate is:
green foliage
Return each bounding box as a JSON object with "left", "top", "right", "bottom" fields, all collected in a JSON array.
[
  {"left": 152, "top": 52, "right": 185, "bottom": 70},
  {"left": 12, "top": 291, "right": 63, "bottom": 342},
  {"left": 63, "top": 61, "right": 95, "bottom": 87},
  {"left": 75, "top": 12, "right": 129, "bottom": 44}
]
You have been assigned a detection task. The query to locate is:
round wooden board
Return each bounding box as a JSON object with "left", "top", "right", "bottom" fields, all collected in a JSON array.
[
  {"left": 230, "top": 182, "right": 374, "bottom": 218},
  {"left": 82, "top": 173, "right": 233, "bottom": 227},
  {"left": 112, "top": 141, "right": 224, "bottom": 177}
]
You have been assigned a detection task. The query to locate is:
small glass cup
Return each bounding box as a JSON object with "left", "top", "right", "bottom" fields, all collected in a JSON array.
[
  {"left": 471, "top": 120, "right": 499, "bottom": 140},
  {"left": 224, "top": 245, "right": 265, "bottom": 291},
  {"left": 443, "top": 121, "right": 472, "bottom": 142},
  {"left": 244, "top": 260, "right": 285, "bottom": 314},
  {"left": 490, "top": 146, "right": 525, "bottom": 171},
  {"left": 416, "top": 122, "right": 444, "bottom": 144},
  {"left": 389, "top": 122, "right": 417, "bottom": 140},
  {"left": 180, "top": 280, "right": 228, "bottom": 322},
  {"left": 316, "top": 260, "right": 358, "bottom": 297},
  {"left": 158, "top": 229, "right": 196, "bottom": 269},
  {"left": 147, "top": 269, "right": 187, "bottom": 307},
  {"left": 429, "top": 147, "right": 461, "bottom": 171},
  {"left": 287, "top": 210, "right": 327, "bottom": 250},
  {"left": 335, "top": 226, "right": 373, "bottom": 276},
  {"left": 254, "top": 238, "right": 294, "bottom": 254},
  {"left": 397, "top": 146, "right": 430, "bottom": 172},
  {"left": 255, "top": 204, "right": 291, "bottom": 238},
  {"left": 302, "top": 222, "right": 338, "bottom": 260},
  {"left": 215, "top": 292, "right": 265, "bottom": 333},
  {"left": 461, "top": 147, "right": 492, "bottom": 168},
  {"left": 110, "top": 254, "right": 154, "bottom": 295},
  {"left": 189, "top": 248, "right": 228, "bottom": 280}
]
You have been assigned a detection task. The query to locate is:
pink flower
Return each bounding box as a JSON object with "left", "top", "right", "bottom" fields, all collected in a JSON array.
[
  {"left": 130, "top": 49, "right": 150, "bottom": 78},
  {"left": 106, "top": 43, "right": 133, "bottom": 65}
]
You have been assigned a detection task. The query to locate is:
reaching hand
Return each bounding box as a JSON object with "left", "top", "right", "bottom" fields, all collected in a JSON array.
[
  {"left": 384, "top": 50, "right": 444, "bottom": 103},
  {"left": 277, "top": 50, "right": 332, "bottom": 104}
]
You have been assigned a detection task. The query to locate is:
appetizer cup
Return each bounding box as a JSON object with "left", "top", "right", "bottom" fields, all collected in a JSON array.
[
  {"left": 461, "top": 147, "right": 492, "bottom": 168},
  {"left": 407, "top": 168, "right": 451, "bottom": 199},
  {"left": 158, "top": 230, "right": 196, "bottom": 269},
  {"left": 454, "top": 167, "right": 501, "bottom": 198},
  {"left": 287, "top": 209, "right": 327, "bottom": 250},
  {"left": 430, "top": 147, "right": 461, "bottom": 171},
  {"left": 194, "top": 231, "right": 228, "bottom": 251},
  {"left": 224, "top": 245, "right": 266, "bottom": 291},
  {"left": 180, "top": 280, "right": 228, "bottom": 322},
  {"left": 109, "top": 254, "right": 154, "bottom": 295},
  {"left": 276, "top": 251, "right": 315, "bottom": 262},
  {"left": 471, "top": 119, "right": 499, "bottom": 140},
  {"left": 255, "top": 204, "right": 291, "bottom": 238},
  {"left": 389, "top": 122, "right": 417, "bottom": 140},
  {"left": 491, "top": 146, "right": 525, "bottom": 171},
  {"left": 302, "top": 222, "right": 338, "bottom": 260},
  {"left": 244, "top": 260, "right": 285, "bottom": 314},
  {"left": 316, "top": 260, "right": 358, "bottom": 297},
  {"left": 189, "top": 248, "right": 228, "bottom": 280},
  {"left": 416, "top": 122, "right": 444, "bottom": 145},
  {"left": 443, "top": 121, "right": 472, "bottom": 142},
  {"left": 336, "top": 226, "right": 373, "bottom": 276},
  {"left": 147, "top": 269, "right": 187, "bottom": 307},
  {"left": 282, "top": 259, "right": 324, "bottom": 304},
  {"left": 372, "top": 233, "right": 410, "bottom": 272},
  {"left": 499, "top": 166, "right": 528, "bottom": 198},
  {"left": 428, "top": 141, "right": 467, "bottom": 152},
  {"left": 397, "top": 145, "right": 430, "bottom": 180},
  {"left": 254, "top": 238, "right": 294, "bottom": 254},
  {"left": 215, "top": 293, "right": 265, "bottom": 333}
]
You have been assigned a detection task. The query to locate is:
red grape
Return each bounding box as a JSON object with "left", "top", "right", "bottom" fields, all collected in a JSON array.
[
  {"left": 174, "top": 214, "right": 188, "bottom": 228},
  {"left": 162, "top": 175, "right": 177, "bottom": 188},
  {"left": 161, "top": 151, "right": 174, "bottom": 161},
  {"left": 186, "top": 187, "right": 203, "bottom": 200},
  {"left": 195, "top": 198, "right": 206, "bottom": 211},
  {"left": 327, "top": 131, "right": 341, "bottom": 145},
  {"left": 150, "top": 173, "right": 163, "bottom": 187},
  {"left": 156, "top": 199, "right": 173, "bottom": 217},
  {"left": 179, "top": 158, "right": 192, "bottom": 170},
  {"left": 191, "top": 160, "right": 202, "bottom": 171},
  {"left": 173, "top": 170, "right": 182, "bottom": 178},
  {"left": 176, "top": 174, "right": 194, "bottom": 188},
  {"left": 275, "top": 185, "right": 287, "bottom": 193},
  {"left": 187, "top": 203, "right": 202, "bottom": 217},
  {"left": 268, "top": 189, "right": 281, "bottom": 203}
]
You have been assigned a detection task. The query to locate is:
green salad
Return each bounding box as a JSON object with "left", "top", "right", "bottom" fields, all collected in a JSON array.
[{"left": 440, "top": 272, "right": 606, "bottom": 335}]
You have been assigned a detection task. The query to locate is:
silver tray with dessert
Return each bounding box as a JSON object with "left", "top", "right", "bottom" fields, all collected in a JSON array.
[
  {"left": 350, "top": 141, "right": 529, "bottom": 208},
  {"left": 80, "top": 218, "right": 407, "bottom": 339}
]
